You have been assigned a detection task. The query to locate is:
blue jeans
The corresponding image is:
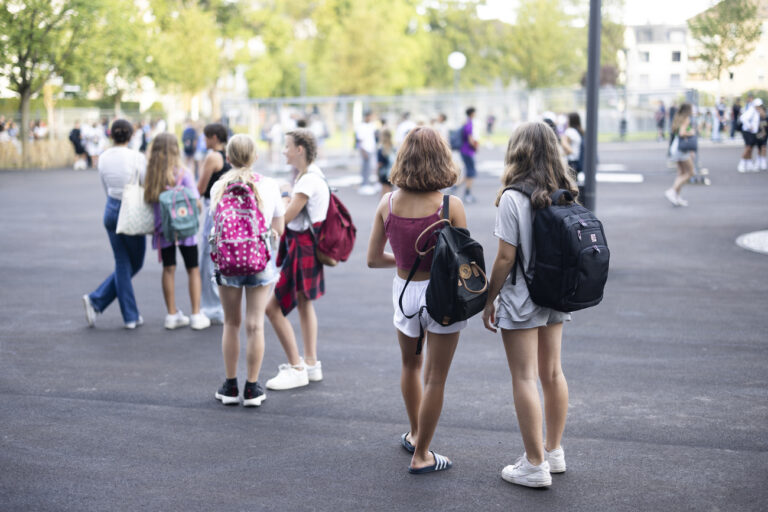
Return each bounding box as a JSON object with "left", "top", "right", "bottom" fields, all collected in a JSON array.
[
  {"left": 88, "top": 197, "right": 146, "bottom": 323},
  {"left": 199, "top": 199, "right": 223, "bottom": 322}
]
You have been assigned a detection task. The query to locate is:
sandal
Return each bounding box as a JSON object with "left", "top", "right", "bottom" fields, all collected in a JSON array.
[
  {"left": 400, "top": 432, "right": 415, "bottom": 453},
  {"left": 408, "top": 451, "right": 452, "bottom": 474}
]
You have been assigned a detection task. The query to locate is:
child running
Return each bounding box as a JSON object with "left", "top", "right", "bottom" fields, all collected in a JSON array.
[
  {"left": 210, "top": 134, "right": 285, "bottom": 406},
  {"left": 367, "top": 126, "right": 466, "bottom": 474},
  {"left": 144, "top": 133, "right": 209, "bottom": 330},
  {"left": 482, "top": 122, "right": 576, "bottom": 488}
]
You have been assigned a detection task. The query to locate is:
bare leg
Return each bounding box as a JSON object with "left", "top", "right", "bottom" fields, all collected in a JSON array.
[
  {"left": 410, "top": 331, "right": 460, "bottom": 470},
  {"left": 398, "top": 330, "right": 423, "bottom": 445},
  {"left": 244, "top": 285, "right": 272, "bottom": 382},
  {"left": 162, "top": 265, "right": 177, "bottom": 315},
  {"left": 296, "top": 293, "right": 318, "bottom": 365},
  {"left": 502, "top": 327, "right": 544, "bottom": 466},
  {"left": 265, "top": 295, "right": 302, "bottom": 366},
  {"left": 219, "top": 285, "right": 243, "bottom": 379},
  {"left": 672, "top": 158, "right": 694, "bottom": 194},
  {"left": 537, "top": 323, "right": 568, "bottom": 452},
  {"left": 187, "top": 266, "right": 202, "bottom": 314}
]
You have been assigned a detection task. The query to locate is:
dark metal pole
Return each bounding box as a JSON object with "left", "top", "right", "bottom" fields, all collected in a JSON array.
[{"left": 583, "top": 0, "right": 602, "bottom": 212}]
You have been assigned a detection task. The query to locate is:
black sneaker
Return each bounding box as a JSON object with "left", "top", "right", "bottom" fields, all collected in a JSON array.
[
  {"left": 242, "top": 381, "right": 266, "bottom": 407},
  {"left": 215, "top": 378, "right": 239, "bottom": 405}
]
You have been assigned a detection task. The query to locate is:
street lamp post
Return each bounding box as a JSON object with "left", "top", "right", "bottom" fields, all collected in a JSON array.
[{"left": 448, "top": 51, "right": 466, "bottom": 123}]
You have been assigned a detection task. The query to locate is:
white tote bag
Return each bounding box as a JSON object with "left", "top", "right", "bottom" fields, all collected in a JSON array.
[{"left": 116, "top": 153, "right": 154, "bottom": 235}]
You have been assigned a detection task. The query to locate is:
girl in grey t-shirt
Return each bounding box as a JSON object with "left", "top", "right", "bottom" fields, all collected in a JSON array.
[{"left": 482, "top": 122, "right": 577, "bottom": 489}]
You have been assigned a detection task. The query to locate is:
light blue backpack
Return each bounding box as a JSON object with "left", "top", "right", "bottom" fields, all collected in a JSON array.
[{"left": 158, "top": 186, "right": 199, "bottom": 242}]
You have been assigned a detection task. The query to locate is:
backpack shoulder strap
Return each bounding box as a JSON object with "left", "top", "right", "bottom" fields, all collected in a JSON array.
[{"left": 442, "top": 194, "right": 450, "bottom": 220}]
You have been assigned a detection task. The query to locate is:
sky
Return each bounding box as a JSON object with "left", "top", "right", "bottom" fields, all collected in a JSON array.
[{"left": 478, "top": 0, "right": 718, "bottom": 26}]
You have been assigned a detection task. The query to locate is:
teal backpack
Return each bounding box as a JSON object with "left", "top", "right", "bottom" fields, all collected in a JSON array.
[{"left": 158, "top": 186, "right": 199, "bottom": 242}]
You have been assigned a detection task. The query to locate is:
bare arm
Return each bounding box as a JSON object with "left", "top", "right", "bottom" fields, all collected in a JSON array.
[
  {"left": 284, "top": 192, "right": 309, "bottom": 224},
  {"left": 448, "top": 195, "right": 467, "bottom": 229},
  {"left": 197, "top": 151, "right": 222, "bottom": 196},
  {"left": 271, "top": 215, "right": 285, "bottom": 238},
  {"left": 367, "top": 194, "right": 396, "bottom": 268},
  {"left": 482, "top": 238, "right": 517, "bottom": 333},
  {"left": 561, "top": 134, "right": 573, "bottom": 155}
]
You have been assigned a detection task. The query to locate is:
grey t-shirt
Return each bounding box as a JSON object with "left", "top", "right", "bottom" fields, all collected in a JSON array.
[{"left": 493, "top": 189, "right": 539, "bottom": 322}]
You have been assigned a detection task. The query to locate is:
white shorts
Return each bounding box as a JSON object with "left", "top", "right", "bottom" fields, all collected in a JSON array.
[{"left": 392, "top": 275, "right": 466, "bottom": 338}]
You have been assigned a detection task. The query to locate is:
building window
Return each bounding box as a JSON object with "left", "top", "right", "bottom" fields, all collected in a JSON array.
[
  {"left": 639, "top": 51, "right": 650, "bottom": 63},
  {"left": 672, "top": 51, "right": 681, "bottom": 62},
  {"left": 670, "top": 74, "right": 681, "bottom": 87}
]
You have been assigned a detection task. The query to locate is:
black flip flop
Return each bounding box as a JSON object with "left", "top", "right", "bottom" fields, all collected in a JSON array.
[
  {"left": 401, "top": 432, "right": 415, "bottom": 453},
  {"left": 408, "top": 451, "right": 452, "bottom": 474}
]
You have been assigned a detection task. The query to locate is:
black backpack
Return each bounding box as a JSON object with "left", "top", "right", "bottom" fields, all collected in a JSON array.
[
  {"left": 399, "top": 195, "right": 488, "bottom": 354},
  {"left": 449, "top": 128, "right": 463, "bottom": 151},
  {"left": 506, "top": 185, "right": 609, "bottom": 312}
]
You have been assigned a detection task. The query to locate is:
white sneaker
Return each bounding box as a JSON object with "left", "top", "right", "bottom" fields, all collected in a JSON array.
[
  {"left": 675, "top": 192, "right": 688, "bottom": 207},
  {"left": 664, "top": 188, "right": 680, "bottom": 206},
  {"left": 164, "top": 310, "right": 190, "bottom": 330},
  {"left": 265, "top": 363, "right": 309, "bottom": 390},
  {"left": 546, "top": 447, "right": 566, "bottom": 473},
  {"left": 501, "top": 455, "right": 552, "bottom": 488},
  {"left": 747, "top": 160, "right": 757, "bottom": 172},
  {"left": 301, "top": 358, "right": 323, "bottom": 382},
  {"left": 190, "top": 313, "right": 211, "bottom": 330},
  {"left": 125, "top": 316, "right": 144, "bottom": 330},
  {"left": 737, "top": 160, "right": 747, "bottom": 173},
  {"left": 82, "top": 294, "right": 96, "bottom": 327},
  {"left": 760, "top": 158, "right": 767, "bottom": 171}
]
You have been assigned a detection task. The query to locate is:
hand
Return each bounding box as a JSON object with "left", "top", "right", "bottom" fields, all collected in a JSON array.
[{"left": 482, "top": 302, "right": 497, "bottom": 333}]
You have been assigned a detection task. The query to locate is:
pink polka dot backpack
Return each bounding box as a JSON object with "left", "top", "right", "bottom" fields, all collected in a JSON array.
[{"left": 210, "top": 176, "right": 270, "bottom": 276}]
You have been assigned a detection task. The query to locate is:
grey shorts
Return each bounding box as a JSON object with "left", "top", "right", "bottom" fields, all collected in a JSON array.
[{"left": 495, "top": 306, "right": 571, "bottom": 331}]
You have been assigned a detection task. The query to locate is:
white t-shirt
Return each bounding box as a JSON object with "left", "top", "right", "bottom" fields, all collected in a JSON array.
[
  {"left": 395, "top": 120, "right": 416, "bottom": 147},
  {"left": 287, "top": 164, "right": 330, "bottom": 231},
  {"left": 355, "top": 121, "right": 377, "bottom": 153},
  {"left": 564, "top": 127, "right": 582, "bottom": 162},
  {"left": 740, "top": 106, "right": 760, "bottom": 134},
  {"left": 210, "top": 174, "right": 285, "bottom": 228},
  {"left": 98, "top": 146, "right": 147, "bottom": 200}
]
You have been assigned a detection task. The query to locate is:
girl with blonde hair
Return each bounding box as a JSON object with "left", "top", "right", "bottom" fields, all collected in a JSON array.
[
  {"left": 482, "top": 122, "right": 577, "bottom": 488},
  {"left": 144, "top": 133, "right": 209, "bottom": 330},
  {"left": 210, "top": 134, "right": 285, "bottom": 406},
  {"left": 665, "top": 103, "right": 695, "bottom": 206},
  {"left": 367, "top": 126, "right": 467, "bottom": 474}
]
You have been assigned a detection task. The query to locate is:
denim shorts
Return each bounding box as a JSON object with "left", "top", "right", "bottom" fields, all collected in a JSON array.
[{"left": 215, "top": 258, "right": 279, "bottom": 288}]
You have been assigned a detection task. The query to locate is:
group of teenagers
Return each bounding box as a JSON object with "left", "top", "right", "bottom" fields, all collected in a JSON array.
[{"left": 83, "top": 118, "right": 576, "bottom": 488}]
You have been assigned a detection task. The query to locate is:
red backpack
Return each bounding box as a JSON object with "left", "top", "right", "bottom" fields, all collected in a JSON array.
[{"left": 309, "top": 188, "right": 356, "bottom": 266}]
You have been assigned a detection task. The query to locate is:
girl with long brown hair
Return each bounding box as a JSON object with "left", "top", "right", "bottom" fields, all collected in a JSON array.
[
  {"left": 144, "top": 133, "right": 209, "bottom": 330},
  {"left": 367, "top": 126, "right": 467, "bottom": 474},
  {"left": 665, "top": 103, "right": 695, "bottom": 206},
  {"left": 482, "top": 122, "right": 577, "bottom": 488}
]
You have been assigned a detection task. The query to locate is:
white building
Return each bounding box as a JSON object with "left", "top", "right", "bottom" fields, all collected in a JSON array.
[{"left": 624, "top": 24, "right": 689, "bottom": 91}]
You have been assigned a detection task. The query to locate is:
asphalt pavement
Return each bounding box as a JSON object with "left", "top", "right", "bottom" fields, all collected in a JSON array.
[{"left": 1, "top": 140, "right": 767, "bottom": 511}]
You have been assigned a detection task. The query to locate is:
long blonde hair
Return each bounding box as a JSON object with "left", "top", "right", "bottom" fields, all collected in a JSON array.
[
  {"left": 144, "top": 133, "right": 181, "bottom": 203},
  {"left": 496, "top": 122, "right": 578, "bottom": 209},
  {"left": 671, "top": 103, "right": 692, "bottom": 134},
  {"left": 211, "top": 134, "right": 263, "bottom": 209}
]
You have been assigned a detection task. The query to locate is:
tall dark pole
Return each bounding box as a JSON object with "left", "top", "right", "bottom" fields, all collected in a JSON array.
[{"left": 583, "top": 0, "right": 602, "bottom": 212}]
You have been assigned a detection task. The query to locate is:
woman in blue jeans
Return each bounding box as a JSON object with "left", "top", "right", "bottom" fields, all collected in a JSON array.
[{"left": 82, "top": 119, "right": 147, "bottom": 329}]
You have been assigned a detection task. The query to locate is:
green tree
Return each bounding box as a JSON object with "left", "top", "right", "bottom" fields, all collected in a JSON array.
[
  {"left": 688, "top": 0, "right": 762, "bottom": 83},
  {"left": 506, "top": 0, "right": 585, "bottom": 89},
  {"left": 0, "top": 0, "right": 106, "bottom": 164}
]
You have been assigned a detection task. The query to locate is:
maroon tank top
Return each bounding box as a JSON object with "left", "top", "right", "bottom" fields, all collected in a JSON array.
[{"left": 384, "top": 192, "right": 444, "bottom": 272}]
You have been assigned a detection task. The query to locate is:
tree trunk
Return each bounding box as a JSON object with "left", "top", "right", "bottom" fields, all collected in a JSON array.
[
  {"left": 20, "top": 88, "right": 31, "bottom": 168},
  {"left": 114, "top": 90, "right": 123, "bottom": 118}
]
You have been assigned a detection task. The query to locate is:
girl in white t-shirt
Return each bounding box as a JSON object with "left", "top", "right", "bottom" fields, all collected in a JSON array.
[
  {"left": 264, "top": 129, "right": 330, "bottom": 391},
  {"left": 560, "top": 112, "right": 583, "bottom": 181},
  {"left": 209, "top": 134, "right": 285, "bottom": 407},
  {"left": 482, "top": 122, "right": 577, "bottom": 488}
]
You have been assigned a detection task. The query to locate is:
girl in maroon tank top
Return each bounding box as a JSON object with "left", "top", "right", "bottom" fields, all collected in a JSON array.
[{"left": 367, "top": 126, "right": 468, "bottom": 474}]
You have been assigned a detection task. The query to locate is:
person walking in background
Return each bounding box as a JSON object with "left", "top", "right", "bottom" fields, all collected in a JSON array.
[
  {"left": 655, "top": 101, "right": 666, "bottom": 141},
  {"left": 69, "top": 121, "right": 87, "bottom": 170},
  {"left": 144, "top": 133, "right": 210, "bottom": 331},
  {"left": 181, "top": 120, "right": 198, "bottom": 178},
  {"left": 738, "top": 98, "right": 762, "bottom": 173},
  {"left": 367, "top": 126, "right": 466, "bottom": 474},
  {"left": 209, "top": 134, "right": 285, "bottom": 407},
  {"left": 731, "top": 98, "right": 742, "bottom": 139},
  {"left": 355, "top": 110, "right": 378, "bottom": 195},
  {"left": 459, "top": 107, "right": 479, "bottom": 204},
  {"left": 482, "top": 122, "right": 576, "bottom": 488},
  {"left": 377, "top": 128, "right": 396, "bottom": 197},
  {"left": 394, "top": 112, "right": 416, "bottom": 148},
  {"left": 560, "top": 112, "right": 583, "bottom": 184},
  {"left": 264, "top": 129, "right": 329, "bottom": 391},
  {"left": 86, "top": 120, "right": 105, "bottom": 169},
  {"left": 665, "top": 103, "right": 696, "bottom": 206},
  {"left": 82, "top": 120, "right": 147, "bottom": 329},
  {"left": 753, "top": 101, "right": 767, "bottom": 171},
  {"left": 195, "top": 123, "right": 231, "bottom": 325},
  {"left": 713, "top": 97, "right": 726, "bottom": 142}
]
